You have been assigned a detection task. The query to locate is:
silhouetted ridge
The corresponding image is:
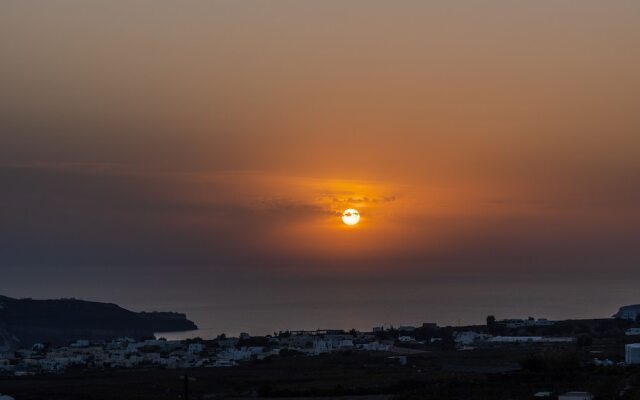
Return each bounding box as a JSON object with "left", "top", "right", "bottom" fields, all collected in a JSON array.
[{"left": 0, "top": 295, "right": 197, "bottom": 349}]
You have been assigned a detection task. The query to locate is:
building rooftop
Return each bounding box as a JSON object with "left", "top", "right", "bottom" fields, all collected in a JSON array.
[{"left": 560, "top": 392, "right": 592, "bottom": 398}]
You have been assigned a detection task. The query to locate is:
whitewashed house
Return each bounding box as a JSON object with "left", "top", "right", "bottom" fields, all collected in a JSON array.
[
  {"left": 359, "top": 341, "right": 391, "bottom": 351},
  {"left": 246, "top": 346, "right": 265, "bottom": 355},
  {"left": 313, "top": 339, "right": 333, "bottom": 354},
  {"left": 217, "top": 348, "right": 252, "bottom": 362},
  {"left": 105, "top": 337, "right": 135, "bottom": 350},
  {"left": 256, "top": 348, "right": 279, "bottom": 360},
  {"left": 502, "top": 318, "right": 554, "bottom": 328},
  {"left": 211, "top": 358, "right": 236, "bottom": 367},
  {"left": 187, "top": 343, "right": 205, "bottom": 354},
  {"left": 284, "top": 334, "right": 313, "bottom": 348},
  {"left": 454, "top": 331, "right": 491, "bottom": 345},
  {"left": 144, "top": 352, "right": 162, "bottom": 364},
  {"left": 558, "top": 392, "right": 592, "bottom": 400},
  {"left": 593, "top": 358, "right": 614, "bottom": 367},
  {"left": 625, "top": 328, "right": 640, "bottom": 336},
  {"left": 0, "top": 358, "right": 13, "bottom": 372},
  {"left": 487, "top": 336, "right": 574, "bottom": 344},
  {"left": 158, "top": 355, "right": 181, "bottom": 368},
  {"left": 32, "top": 343, "right": 45, "bottom": 352},
  {"left": 39, "top": 358, "right": 69, "bottom": 373},
  {"left": 625, "top": 343, "right": 640, "bottom": 364}
]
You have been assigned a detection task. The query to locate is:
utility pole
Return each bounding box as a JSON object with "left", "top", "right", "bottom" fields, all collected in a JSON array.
[
  {"left": 184, "top": 374, "right": 189, "bottom": 400},
  {"left": 180, "top": 374, "right": 196, "bottom": 400}
]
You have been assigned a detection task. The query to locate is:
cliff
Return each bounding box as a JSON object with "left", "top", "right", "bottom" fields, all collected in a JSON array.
[{"left": 0, "top": 295, "right": 197, "bottom": 349}]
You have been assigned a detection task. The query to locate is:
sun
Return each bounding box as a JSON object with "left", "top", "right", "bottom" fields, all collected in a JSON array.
[{"left": 341, "top": 209, "right": 360, "bottom": 226}]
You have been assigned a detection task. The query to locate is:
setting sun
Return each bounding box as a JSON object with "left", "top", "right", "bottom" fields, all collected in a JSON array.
[{"left": 341, "top": 209, "right": 360, "bottom": 226}]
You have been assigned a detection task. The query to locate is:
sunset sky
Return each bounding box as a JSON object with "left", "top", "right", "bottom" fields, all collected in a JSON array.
[{"left": 2, "top": 1, "right": 639, "bottom": 330}]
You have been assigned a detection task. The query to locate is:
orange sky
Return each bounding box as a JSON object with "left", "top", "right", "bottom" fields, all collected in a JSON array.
[{"left": 1, "top": 1, "right": 640, "bottom": 280}]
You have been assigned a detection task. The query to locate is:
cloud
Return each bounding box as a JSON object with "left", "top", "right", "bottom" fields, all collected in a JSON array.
[
  {"left": 1, "top": 163, "right": 639, "bottom": 281},
  {"left": 331, "top": 196, "right": 395, "bottom": 204},
  {"left": 0, "top": 164, "right": 399, "bottom": 269}
]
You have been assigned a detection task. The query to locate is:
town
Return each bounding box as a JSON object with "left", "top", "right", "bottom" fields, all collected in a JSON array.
[{"left": 2, "top": 305, "right": 640, "bottom": 400}]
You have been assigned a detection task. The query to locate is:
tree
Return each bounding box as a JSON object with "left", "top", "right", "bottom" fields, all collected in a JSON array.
[{"left": 486, "top": 315, "right": 496, "bottom": 326}]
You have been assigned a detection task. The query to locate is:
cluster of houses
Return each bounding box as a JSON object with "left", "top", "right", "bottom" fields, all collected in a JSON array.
[
  {"left": 499, "top": 318, "right": 555, "bottom": 328},
  {"left": 2, "top": 312, "right": 639, "bottom": 376},
  {"left": 0, "top": 330, "right": 397, "bottom": 375},
  {"left": 452, "top": 329, "right": 576, "bottom": 349}
]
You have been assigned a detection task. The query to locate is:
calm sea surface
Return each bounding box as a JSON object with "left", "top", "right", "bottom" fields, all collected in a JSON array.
[
  {"left": 149, "top": 277, "right": 639, "bottom": 340},
  {"left": 4, "top": 266, "right": 637, "bottom": 340}
]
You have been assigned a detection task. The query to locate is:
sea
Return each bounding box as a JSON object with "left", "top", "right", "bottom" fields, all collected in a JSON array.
[
  {"left": 148, "top": 276, "right": 639, "bottom": 340},
  {"left": 4, "top": 266, "right": 636, "bottom": 341}
]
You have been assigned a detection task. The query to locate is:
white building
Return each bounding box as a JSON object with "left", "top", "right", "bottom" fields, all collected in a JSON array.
[
  {"left": 311, "top": 337, "right": 353, "bottom": 354},
  {"left": 558, "top": 392, "right": 592, "bottom": 400},
  {"left": 70, "top": 339, "right": 90, "bottom": 348},
  {"left": 625, "top": 343, "right": 640, "bottom": 364},
  {"left": 40, "top": 358, "right": 71, "bottom": 373},
  {"left": 0, "top": 359, "right": 13, "bottom": 372},
  {"left": 105, "top": 337, "right": 135, "bottom": 350},
  {"left": 502, "top": 318, "right": 555, "bottom": 328},
  {"left": 217, "top": 348, "right": 252, "bottom": 362},
  {"left": 312, "top": 340, "right": 332, "bottom": 354},
  {"left": 359, "top": 342, "right": 391, "bottom": 351},
  {"left": 187, "top": 343, "right": 205, "bottom": 354},
  {"left": 454, "top": 331, "right": 491, "bottom": 345},
  {"left": 145, "top": 352, "right": 162, "bottom": 363},
  {"left": 614, "top": 305, "right": 640, "bottom": 320},
  {"left": 211, "top": 359, "right": 236, "bottom": 367},
  {"left": 32, "top": 343, "right": 45, "bottom": 352},
  {"left": 625, "top": 328, "right": 640, "bottom": 336},
  {"left": 246, "top": 346, "right": 264, "bottom": 355},
  {"left": 487, "top": 336, "right": 575, "bottom": 343},
  {"left": 593, "top": 358, "right": 614, "bottom": 367},
  {"left": 157, "top": 355, "right": 182, "bottom": 368}
]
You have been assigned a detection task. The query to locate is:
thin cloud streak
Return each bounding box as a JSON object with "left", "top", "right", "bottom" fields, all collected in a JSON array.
[{"left": 1, "top": 163, "right": 638, "bottom": 279}]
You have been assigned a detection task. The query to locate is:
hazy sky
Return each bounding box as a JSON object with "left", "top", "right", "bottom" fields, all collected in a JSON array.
[{"left": 1, "top": 2, "right": 639, "bottom": 325}]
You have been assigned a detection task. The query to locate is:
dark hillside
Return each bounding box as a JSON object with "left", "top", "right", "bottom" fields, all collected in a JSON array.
[{"left": 0, "top": 295, "right": 196, "bottom": 348}]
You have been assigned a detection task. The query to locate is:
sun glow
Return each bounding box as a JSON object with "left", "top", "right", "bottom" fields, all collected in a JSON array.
[{"left": 341, "top": 209, "right": 360, "bottom": 226}]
